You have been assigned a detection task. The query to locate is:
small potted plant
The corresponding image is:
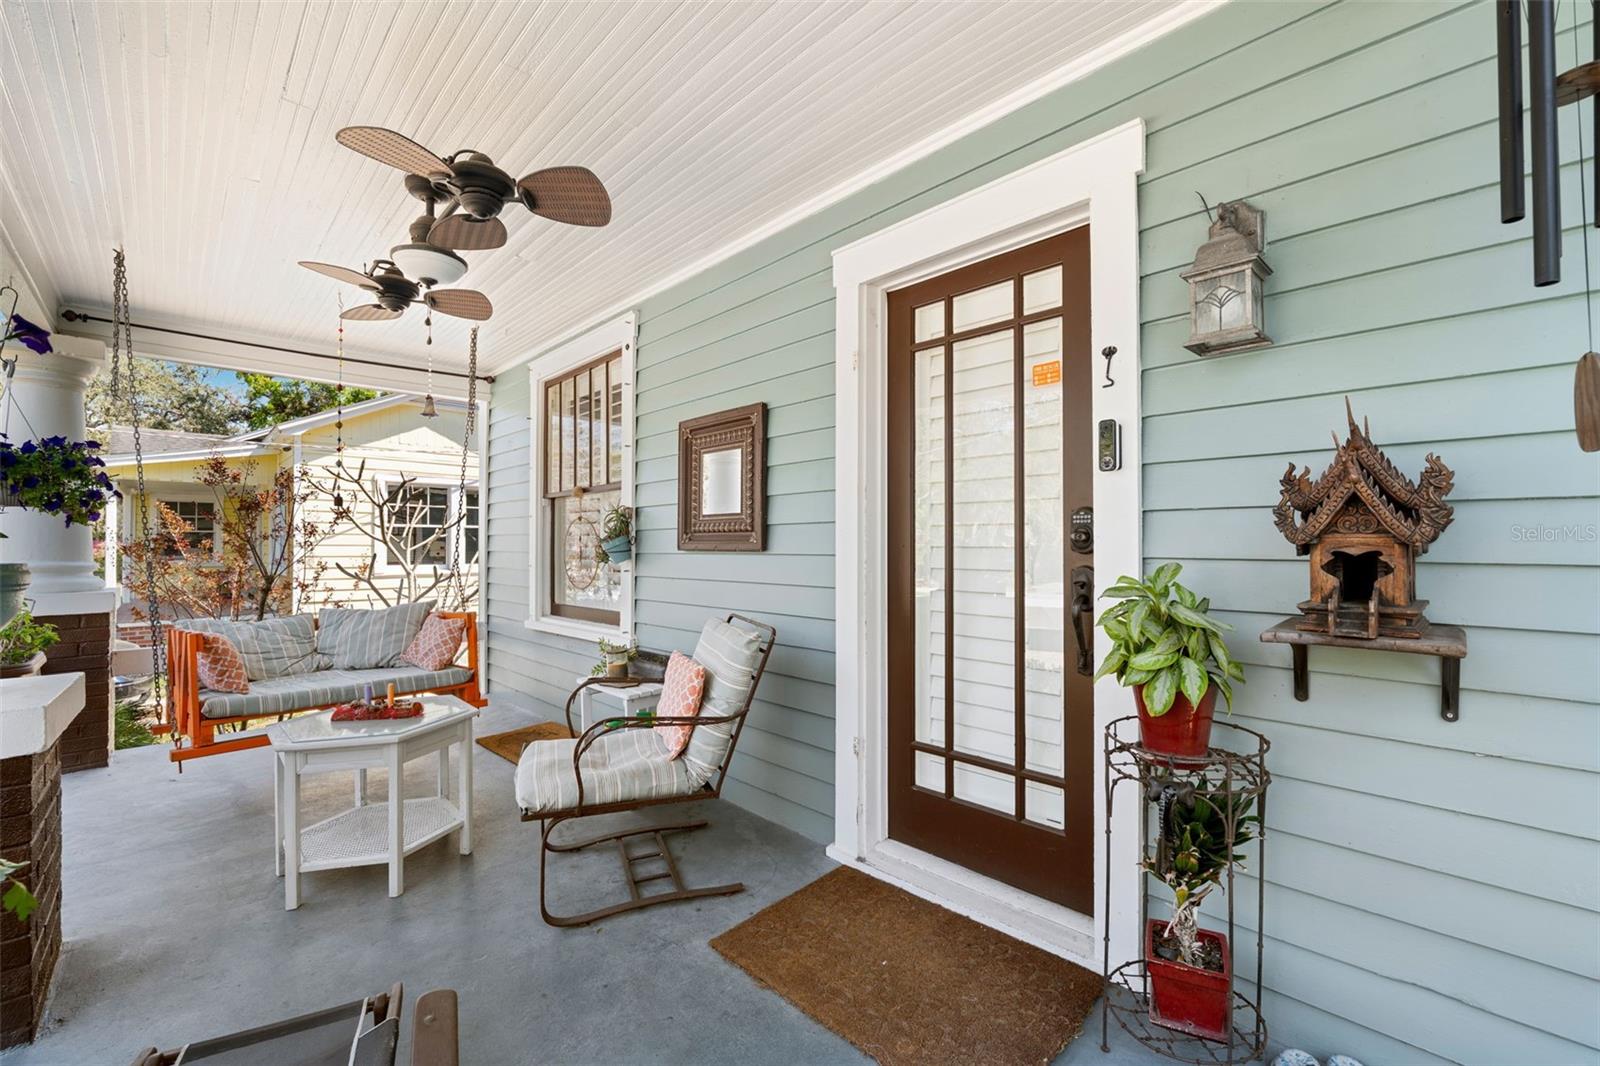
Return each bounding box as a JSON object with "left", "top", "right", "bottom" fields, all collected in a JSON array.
[
  {"left": 1143, "top": 786, "right": 1256, "bottom": 1040},
  {"left": 0, "top": 607, "right": 59, "bottom": 678},
  {"left": 0, "top": 435, "right": 118, "bottom": 529},
  {"left": 596, "top": 504, "right": 632, "bottom": 565},
  {"left": 0, "top": 562, "right": 28, "bottom": 629},
  {"left": 1093, "top": 563, "right": 1245, "bottom": 758},
  {"left": 592, "top": 636, "right": 636, "bottom": 679}
]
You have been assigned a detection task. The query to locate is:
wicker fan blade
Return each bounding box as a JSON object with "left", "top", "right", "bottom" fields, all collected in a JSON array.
[
  {"left": 428, "top": 214, "right": 508, "bottom": 251},
  {"left": 335, "top": 126, "right": 451, "bottom": 179},
  {"left": 299, "top": 261, "right": 378, "bottom": 290},
  {"left": 424, "top": 289, "right": 493, "bottom": 321},
  {"left": 342, "top": 304, "right": 403, "bottom": 321},
  {"left": 516, "top": 166, "right": 611, "bottom": 226}
]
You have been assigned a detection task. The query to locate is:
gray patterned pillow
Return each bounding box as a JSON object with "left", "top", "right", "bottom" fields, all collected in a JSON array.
[
  {"left": 176, "top": 615, "right": 321, "bottom": 681},
  {"left": 316, "top": 602, "right": 436, "bottom": 670}
]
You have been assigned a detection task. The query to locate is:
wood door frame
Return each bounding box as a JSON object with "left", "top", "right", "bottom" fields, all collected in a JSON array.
[{"left": 830, "top": 118, "right": 1145, "bottom": 970}]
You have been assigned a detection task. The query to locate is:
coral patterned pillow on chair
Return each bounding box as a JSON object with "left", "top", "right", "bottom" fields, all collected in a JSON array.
[
  {"left": 400, "top": 613, "right": 468, "bottom": 672},
  {"left": 196, "top": 634, "right": 250, "bottom": 694},
  {"left": 658, "top": 651, "right": 707, "bottom": 760}
]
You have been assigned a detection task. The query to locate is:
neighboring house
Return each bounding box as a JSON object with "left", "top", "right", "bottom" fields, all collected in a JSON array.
[{"left": 101, "top": 394, "right": 480, "bottom": 641}]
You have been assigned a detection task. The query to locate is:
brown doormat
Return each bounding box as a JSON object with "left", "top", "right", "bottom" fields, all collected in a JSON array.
[
  {"left": 711, "top": 866, "right": 1102, "bottom": 1066},
  {"left": 475, "top": 721, "right": 574, "bottom": 765}
]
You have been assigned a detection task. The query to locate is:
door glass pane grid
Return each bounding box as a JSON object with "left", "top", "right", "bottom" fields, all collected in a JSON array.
[{"left": 911, "top": 270, "right": 1071, "bottom": 822}]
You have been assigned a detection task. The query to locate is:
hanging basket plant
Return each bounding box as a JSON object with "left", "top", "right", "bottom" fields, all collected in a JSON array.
[{"left": 0, "top": 436, "right": 119, "bottom": 528}]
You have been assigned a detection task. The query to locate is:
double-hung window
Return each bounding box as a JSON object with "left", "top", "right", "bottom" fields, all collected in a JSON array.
[
  {"left": 528, "top": 315, "right": 635, "bottom": 637},
  {"left": 381, "top": 483, "right": 480, "bottom": 569},
  {"left": 160, "top": 499, "right": 219, "bottom": 556}
]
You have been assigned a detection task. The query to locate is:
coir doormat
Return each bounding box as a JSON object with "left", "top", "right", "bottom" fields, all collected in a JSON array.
[
  {"left": 475, "top": 721, "right": 574, "bottom": 765},
  {"left": 710, "top": 866, "right": 1102, "bottom": 1065}
]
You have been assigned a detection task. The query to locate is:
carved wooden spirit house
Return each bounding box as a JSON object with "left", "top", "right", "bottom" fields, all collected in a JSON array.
[{"left": 1273, "top": 401, "right": 1455, "bottom": 639}]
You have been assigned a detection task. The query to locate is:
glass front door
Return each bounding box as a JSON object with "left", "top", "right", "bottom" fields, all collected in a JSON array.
[{"left": 886, "top": 227, "right": 1095, "bottom": 912}]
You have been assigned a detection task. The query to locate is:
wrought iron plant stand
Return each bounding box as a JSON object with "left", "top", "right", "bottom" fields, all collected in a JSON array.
[{"left": 1101, "top": 717, "right": 1271, "bottom": 1064}]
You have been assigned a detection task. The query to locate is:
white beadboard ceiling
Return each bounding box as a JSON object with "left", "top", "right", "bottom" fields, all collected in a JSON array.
[{"left": 0, "top": 0, "right": 1194, "bottom": 381}]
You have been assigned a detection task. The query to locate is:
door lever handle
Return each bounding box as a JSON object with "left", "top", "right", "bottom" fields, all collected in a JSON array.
[{"left": 1070, "top": 565, "right": 1094, "bottom": 677}]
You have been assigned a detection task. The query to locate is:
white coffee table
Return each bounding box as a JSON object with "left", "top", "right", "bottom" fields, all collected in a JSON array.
[{"left": 268, "top": 696, "right": 479, "bottom": 910}]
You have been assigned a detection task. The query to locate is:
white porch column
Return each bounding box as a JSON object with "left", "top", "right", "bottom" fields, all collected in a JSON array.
[{"left": 0, "top": 334, "right": 115, "bottom": 609}]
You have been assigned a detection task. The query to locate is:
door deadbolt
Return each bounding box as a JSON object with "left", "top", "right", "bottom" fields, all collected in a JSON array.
[{"left": 1070, "top": 506, "right": 1094, "bottom": 554}]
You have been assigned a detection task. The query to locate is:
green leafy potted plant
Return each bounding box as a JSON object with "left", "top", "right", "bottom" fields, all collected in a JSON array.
[
  {"left": 0, "top": 607, "right": 59, "bottom": 678},
  {"left": 1093, "top": 563, "right": 1245, "bottom": 758},
  {"left": 596, "top": 504, "right": 632, "bottom": 565},
  {"left": 0, "top": 856, "right": 37, "bottom": 922},
  {"left": 591, "top": 636, "right": 636, "bottom": 679},
  {"left": 1142, "top": 786, "right": 1256, "bottom": 1040}
]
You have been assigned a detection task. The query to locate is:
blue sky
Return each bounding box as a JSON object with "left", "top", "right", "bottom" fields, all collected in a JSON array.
[{"left": 195, "top": 366, "right": 247, "bottom": 396}]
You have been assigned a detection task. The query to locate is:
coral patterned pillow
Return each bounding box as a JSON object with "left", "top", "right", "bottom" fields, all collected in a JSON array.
[
  {"left": 658, "top": 651, "right": 707, "bottom": 760},
  {"left": 399, "top": 613, "right": 467, "bottom": 672},
  {"left": 196, "top": 634, "right": 250, "bottom": 694}
]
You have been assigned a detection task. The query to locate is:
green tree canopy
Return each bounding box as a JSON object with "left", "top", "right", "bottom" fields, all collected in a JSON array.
[
  {"left": 236, "top": 374, "right": 380, "bottom": 430},
  {"left": 86, "top": 357, "right": 246, "bottom": 434}
]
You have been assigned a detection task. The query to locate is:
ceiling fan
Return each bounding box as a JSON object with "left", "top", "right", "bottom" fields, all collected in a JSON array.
[
  {"left": 297, "top": 259, "right": 493, "bottom": 322},
  {"left": 335, "top": 125, "right": 613, "bottom": 252}
]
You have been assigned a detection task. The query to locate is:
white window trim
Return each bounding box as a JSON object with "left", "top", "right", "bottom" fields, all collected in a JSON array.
[
  {"left": 524, "top": 313, "right": 636, "bottom": 643},
  {"left": 829, "top": 118, "right": 1145, "bottom": 973},
  {"left": 372, "top": 476, "right": 481, "bottom": 576}
]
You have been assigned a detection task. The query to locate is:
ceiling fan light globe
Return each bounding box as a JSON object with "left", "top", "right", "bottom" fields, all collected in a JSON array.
[{"left": 391, "top": 243, "right": 467, "bottom": 286}]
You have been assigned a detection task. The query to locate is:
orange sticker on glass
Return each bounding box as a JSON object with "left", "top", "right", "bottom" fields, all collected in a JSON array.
[{"left": 1031, "top": 360, "right": 1061, "bottom": 387}]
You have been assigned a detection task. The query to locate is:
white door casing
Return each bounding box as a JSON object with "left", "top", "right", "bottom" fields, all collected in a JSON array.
[{"left": 830, "top": 118, "right": 1144, "bottom": 970}]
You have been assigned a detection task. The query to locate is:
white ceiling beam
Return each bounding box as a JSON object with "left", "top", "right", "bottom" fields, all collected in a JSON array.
[{"left": 54, "top": 303, "right": 482, "bottom": 400}]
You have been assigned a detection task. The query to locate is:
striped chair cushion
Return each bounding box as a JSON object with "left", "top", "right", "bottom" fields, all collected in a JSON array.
[
  {"left": 514, "top": 726, "right": 700, "bottom": 816},
  {"left": 681, "top": 618, "right": 765, "bottom": 785},
  {"left": 316, "top": 602, "right": 435, "bottom": 670},
  {"left": 198, "top": 665, "right": 471, "bottom": 719},
  {"left": 176, "top": 615, "right": 321, "bottom": 681}
]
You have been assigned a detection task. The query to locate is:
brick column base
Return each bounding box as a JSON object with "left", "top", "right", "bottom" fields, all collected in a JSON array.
[
  {"left": 38, "top": 613, "right": 112, "bottom": 773},
  {"left": 0, "top": 744, "right": 63, "bottom": 1048}
]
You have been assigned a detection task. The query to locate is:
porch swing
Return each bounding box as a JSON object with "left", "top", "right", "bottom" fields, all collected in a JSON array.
[{"left": 111, "top": 254, "right": 487, "bottom": 765}]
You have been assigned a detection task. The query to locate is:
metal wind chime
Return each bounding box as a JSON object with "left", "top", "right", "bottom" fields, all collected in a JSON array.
[{"left": 1497, "top": 0, "right": 1600, "bottom": 450}]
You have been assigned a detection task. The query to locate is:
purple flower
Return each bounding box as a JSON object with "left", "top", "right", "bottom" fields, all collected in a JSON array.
[
  {"left": 86, "top": 511, "right": 100, "bottom": 522},
  {"left": 6, "top": 315, "right": 52, "bottom": 355},
  {"left": 19, "top": 441, "right": 36, "bottom": 455},
  {"left": 22, "top": 475, "right": 39, "bottom": 489},
  {"left": 84, "top": 440, "right": 101, "bottom": 449}
]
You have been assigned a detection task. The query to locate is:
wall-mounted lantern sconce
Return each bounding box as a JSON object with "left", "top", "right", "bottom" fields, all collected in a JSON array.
[{"left": 1181, "top": 200, "right": 1272, "bottom": 357}]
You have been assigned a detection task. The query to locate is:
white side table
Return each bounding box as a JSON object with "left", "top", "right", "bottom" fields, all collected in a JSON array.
[
  {"left": 572, "top": 676, "right": 664, "bottom": 731},
  {"left": 268, "top": 696, "right": 479, "bottom": 910}
]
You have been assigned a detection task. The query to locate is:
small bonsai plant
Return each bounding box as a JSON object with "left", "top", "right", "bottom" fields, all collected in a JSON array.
[
  {"left": 596, "top": 504, "right": 632, "bottom": 564},
  {"left": 0, "top": 607, "right": 58, "bottom": 675},
  {"left": 1141, "top": 785, "right": 1257, "bottom": 1039},
  {"left": 1094, "top": 563, "right": 1245, "bottom": 756},
  {"left": 590, "top": 635, "right": 636, "bottom": 678},
  {"left": 0, "top": 435, "right": 118, "bottom": 529}
]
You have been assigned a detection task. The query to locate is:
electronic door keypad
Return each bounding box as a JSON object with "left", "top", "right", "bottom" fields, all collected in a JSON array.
[{"left": 1070, "top": 507, "right": 1094, "bottom": 554}]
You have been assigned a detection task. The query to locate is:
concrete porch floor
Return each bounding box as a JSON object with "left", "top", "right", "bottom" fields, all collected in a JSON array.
[{"left": 2, "top": 699, "right": 1170, "bottom": 1066}]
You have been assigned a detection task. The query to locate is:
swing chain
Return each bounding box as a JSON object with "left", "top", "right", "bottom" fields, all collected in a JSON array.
[
  {"left": 450, "top": 328, "right": 479, "bottom": 607},
  {"left": 110, "top": 249, "right": 167, "bottom": 726}
]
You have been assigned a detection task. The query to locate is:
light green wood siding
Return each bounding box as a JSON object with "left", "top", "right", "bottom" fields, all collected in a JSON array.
[{"left": 486, "top": 2, "right": 1600, "bottom": 1059}]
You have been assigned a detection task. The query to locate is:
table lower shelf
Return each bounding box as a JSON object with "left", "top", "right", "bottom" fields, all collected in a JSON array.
[{"left": 297, "top": 796, "right": 463, "bottom": 871}]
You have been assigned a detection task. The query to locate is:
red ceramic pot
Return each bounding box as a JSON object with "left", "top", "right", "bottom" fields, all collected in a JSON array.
[
  {"left": 1146, "top": 919, "right": 1232, "bottom": 1041},
  {"left": 1134, "top": 683, "right": 1217, "bottom": 759}
]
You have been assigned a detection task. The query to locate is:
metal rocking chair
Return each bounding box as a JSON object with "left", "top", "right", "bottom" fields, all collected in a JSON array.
[{"left": 518, "top": 614, "right": 776, "bottom": 927}]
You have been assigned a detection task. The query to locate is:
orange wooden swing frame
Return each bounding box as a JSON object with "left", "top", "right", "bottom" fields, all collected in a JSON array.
[{"left": 163, "top": 610, "right": 487, "bottom": 764}]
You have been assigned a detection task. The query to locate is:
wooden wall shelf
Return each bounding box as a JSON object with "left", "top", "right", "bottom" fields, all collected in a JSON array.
[{"left": 1259, "top": 618, "right": 1468, "bottom": 722}]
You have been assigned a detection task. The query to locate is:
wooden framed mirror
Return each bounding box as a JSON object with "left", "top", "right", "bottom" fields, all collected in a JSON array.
[{"left": 677, "top": 402, "right": 766, "bottom": 551}]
